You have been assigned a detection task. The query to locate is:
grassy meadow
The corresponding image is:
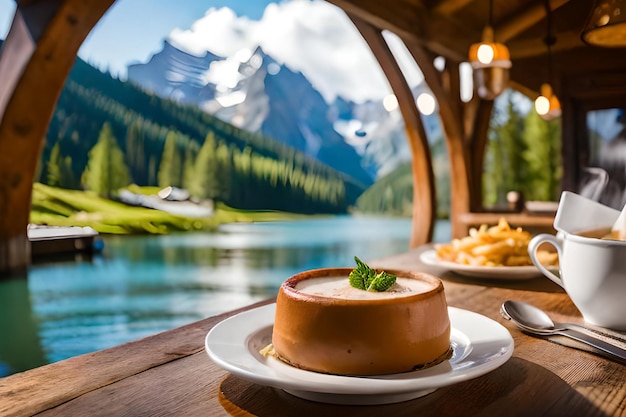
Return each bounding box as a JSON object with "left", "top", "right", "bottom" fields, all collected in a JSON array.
[{"left": 30, "top": 183, "right": 311, "bottom": 235}]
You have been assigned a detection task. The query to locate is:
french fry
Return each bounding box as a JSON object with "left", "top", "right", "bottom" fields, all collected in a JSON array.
[{"left": 435, "top": 218, "right": 558, "bottom": 267}]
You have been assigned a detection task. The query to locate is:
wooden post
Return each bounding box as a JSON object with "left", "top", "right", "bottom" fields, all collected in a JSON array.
[
  {"left": 0, "top": 0, "right": 113, "bottom": 273},
  {"left": 468, "top": 99, "right": 494, "bottom": 212}
]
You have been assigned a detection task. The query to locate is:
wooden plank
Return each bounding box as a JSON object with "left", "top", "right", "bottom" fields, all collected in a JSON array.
[{"left": 37, "top": 351, "right": 229, "bottom": 417}]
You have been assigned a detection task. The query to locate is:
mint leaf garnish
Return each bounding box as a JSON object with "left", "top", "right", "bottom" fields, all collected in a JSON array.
[
  {"left": 368, "top": 271, "right": 397, "bottom": 292},
  {"left": 349, "top": 256, "right": 396, "bottom": 292},
  {"left": 349, "top": 256, "right": 375, "bottom": 290}
]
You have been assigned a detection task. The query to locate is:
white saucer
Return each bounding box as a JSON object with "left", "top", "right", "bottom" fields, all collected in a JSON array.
[
  {"left": 420, "top": 249, "right": 542, "bottom": 279},
  {"left": 205, "top": 303, "right": 514, "bottom": 405}
]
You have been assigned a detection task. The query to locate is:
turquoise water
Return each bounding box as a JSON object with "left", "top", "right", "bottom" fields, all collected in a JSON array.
[{"left": 0, "top": 216, "right": 450, "bottom": 377}]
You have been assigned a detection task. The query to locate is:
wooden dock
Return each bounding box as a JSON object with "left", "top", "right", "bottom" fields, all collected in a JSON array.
[{"left": 27, "top": 225, "right": 101, "bottom": 258}]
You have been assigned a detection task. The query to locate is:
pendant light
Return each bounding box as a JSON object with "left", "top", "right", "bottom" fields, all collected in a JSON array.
[
  {"left": 534, "top": 0, "right": 561, "bottom": 120},
  {"left": 581, "top": 0, "right": 626, "bottom": 47},
  {"left": 468, "top": 0, "right": 512, "bottom": 100}
]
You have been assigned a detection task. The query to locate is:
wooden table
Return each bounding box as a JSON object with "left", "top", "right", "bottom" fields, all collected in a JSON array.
[{"left": 1, "top": 246, "right": 625, "bottom": 417}]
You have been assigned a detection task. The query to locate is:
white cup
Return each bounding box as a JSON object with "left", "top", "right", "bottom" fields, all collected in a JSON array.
[{"left": 528, "top": 232, "right": 626, "bottom": 331}]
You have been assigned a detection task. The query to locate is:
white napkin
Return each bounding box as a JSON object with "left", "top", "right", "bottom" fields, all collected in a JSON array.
[{"left": 554, "top": 192, "right": 620, "bottom": 235}]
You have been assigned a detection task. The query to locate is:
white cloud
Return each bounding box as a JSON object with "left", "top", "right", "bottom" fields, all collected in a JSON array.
[
  {"left": 169, "top": 7, "right": 255, "bottom": 57},
  {"left": 168, "top": 0, "right": 394, "bottom": 103}
]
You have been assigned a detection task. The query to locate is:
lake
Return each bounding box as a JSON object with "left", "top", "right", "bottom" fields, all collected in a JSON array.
[{"left": 0, "top": 216, "right": 451, "bottom": 377}]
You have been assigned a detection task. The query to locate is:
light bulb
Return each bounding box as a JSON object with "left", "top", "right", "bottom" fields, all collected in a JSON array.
[
  {"left": 383, "top": 94, "right": 398, "bottom": 112},
  {"left": 416, "top": 93, "right": 436, "bottom": 115},
  {"left": 535, "top": 83, "right": 561, "bottom": 119},
  {"left": 535, "top": 95, "right": 550, "bottom": 116},
  {"left": 477, "top": 44, "right": 495, "bottom": 64}
]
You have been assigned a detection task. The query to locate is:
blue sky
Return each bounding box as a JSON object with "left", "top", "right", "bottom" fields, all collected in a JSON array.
[
  {"left": 0, "top": 0, "right": 412, "bottom": 102},
  {"left": 79, "top": 0, "right": 275, "bottom": 77},
  {"left": 0, "top": 0, "right": 274, "bottom": 77}
]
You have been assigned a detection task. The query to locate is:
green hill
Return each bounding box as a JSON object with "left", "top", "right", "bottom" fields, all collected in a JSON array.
[
  {"left": 30, "top": 183, "right": 309, "bottom": 234},
  {"left": 39, "top": 58, "right": 365, "bottom": 214},
  {"left": 355, "top": 137, "right": 451, "bottom": 218}
]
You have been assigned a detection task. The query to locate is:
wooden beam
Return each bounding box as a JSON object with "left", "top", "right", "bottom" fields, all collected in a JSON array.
[
  {"left": 510, "top": 45, "right": 626, "bottom": 97},
  {"left": 508, "top": 31, "right": 586, "bottom": 59},
  {"left": 560, "top": 70, "right": 626, "bottom": 103},
  {"left": 432, "top": 0, "right": 472, "bottom": 16},
  {"left": 349, "top": 14, "right": 436, "bottom": 246},
  {"left": 0, "top": 0, "right": 114, "bottom": 272},
  {"left": 508, "top": 80, "right": 541, "bottom": 101},
  {"left": 328, "top": 0, "right": 477, "bottom": 62},
  {"left": 327, "top": 0, "right": 422, "bottom": 41},
  {"left": 496, "top": 0, "right": 572, "bottom": 43}
]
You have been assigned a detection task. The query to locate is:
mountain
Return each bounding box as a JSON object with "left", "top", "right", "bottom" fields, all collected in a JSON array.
[
  {"left": 128, "top": 43, "right": 374, "bottom": 186},
  {"left": 127, "top": 41, "right": 445, "bottom": 186},
  {"left": 128, "top": 40, "right": 222, "bottom": 104}
]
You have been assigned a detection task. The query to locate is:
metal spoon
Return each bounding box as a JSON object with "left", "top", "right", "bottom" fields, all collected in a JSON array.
[{"left": 500, "top": 300, "right": 626, "bottom": 362}]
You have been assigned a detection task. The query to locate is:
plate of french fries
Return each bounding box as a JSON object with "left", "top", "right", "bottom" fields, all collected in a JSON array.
[{"left": 421, "top": 218, "right": 558, "bottom": 279}]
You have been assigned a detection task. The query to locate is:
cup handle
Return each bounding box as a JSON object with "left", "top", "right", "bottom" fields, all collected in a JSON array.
[{"left": 528, "top": 234, "right": 564, "bottom": 288}]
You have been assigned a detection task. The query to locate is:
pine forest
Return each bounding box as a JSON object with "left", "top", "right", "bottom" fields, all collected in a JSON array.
[{"left": 40, "top": 58, "right": 364, "bottom": 215}]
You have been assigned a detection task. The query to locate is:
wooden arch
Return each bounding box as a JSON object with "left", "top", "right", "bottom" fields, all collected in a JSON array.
[
  {"left": 349, "top": 15, "right": 436, "bottom": 248},
  {"left": 0, "top": 0, "right": 114, "bottom": 272}
]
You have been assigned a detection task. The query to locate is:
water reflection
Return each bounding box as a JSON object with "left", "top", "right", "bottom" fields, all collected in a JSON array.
[
  {"left": 0, "top": 216, "right": 450, "bottom": 377},
  {"left": 0, "top": 275, "right": 47, "bottom": 376}
]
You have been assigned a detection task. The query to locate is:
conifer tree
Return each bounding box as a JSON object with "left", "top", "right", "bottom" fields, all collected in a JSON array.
[
  {"left": 126, "top": 120, "right": 146, "bottom": 185},
  {"left": 47, "top": 142, "right": 63, "bottom": 187},
  {"left": 500, "top": 98, "right": 526, "bottom": 193},
  {"left": 215, "top": 141, "right": 232, "bottom": 202},
  {"left": 182, "top": 140, "right": 200, "bottom": 192},
  {"left": 522, "top": 111, "right": 562, "bottom": 201},
  {"left": 157, "top": 130, "right": 183, "bottom": 188},
  {"left": 483, "top": 92, "right": 526, "bottom": 207},
  {"left": 190, "top": 131, "right": 220, "bottom": 199},
  {"left": 81, "top": 122, "right": 131, "bottom": 196}
]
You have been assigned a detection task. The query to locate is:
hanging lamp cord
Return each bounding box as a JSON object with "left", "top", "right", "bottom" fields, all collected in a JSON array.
[
  {"left": 489, "top": 0, "right": 495, "bottom": 40},
  {"left": 544, "top": 0, "right": 557, "bottom": 84}
]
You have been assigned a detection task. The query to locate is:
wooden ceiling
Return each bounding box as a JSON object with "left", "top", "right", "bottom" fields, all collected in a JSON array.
[{"left": 329, "top": 0, "right": 626, "bottom": 103}]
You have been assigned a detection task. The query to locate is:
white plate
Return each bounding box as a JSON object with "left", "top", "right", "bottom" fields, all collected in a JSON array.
[
  {"left": 420, "top": 249, "right": 542, "bottom": 279},
  {"left": 205, "top": 303, "right": 514, "bottom": 405}
]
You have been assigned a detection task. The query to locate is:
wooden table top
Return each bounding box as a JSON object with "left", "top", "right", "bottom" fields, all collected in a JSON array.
[{"left": 1, "top": 245, "right": 625, "bottom": 417}]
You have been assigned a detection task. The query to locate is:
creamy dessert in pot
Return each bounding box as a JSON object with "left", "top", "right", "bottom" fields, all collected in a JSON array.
[{"left": 271, "top": 265, "right": 451, "bottom": 376}]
